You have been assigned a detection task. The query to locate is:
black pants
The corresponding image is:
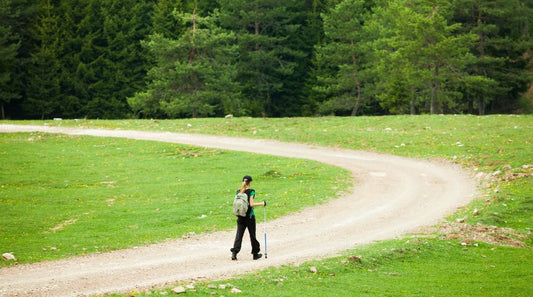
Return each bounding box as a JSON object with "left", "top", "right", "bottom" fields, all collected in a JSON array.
[{"left": 231, "top": 215, "right": 260, "bottom": 255}]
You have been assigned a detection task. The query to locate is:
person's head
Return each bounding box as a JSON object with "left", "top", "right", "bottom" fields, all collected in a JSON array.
[{"left": 240, "top": 175, "right": 252, "bottom": 193}]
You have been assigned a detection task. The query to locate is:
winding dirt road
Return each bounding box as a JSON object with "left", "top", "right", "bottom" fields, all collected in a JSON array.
[{"left": 0, "top": 125, "right": 477, "bottom": 297}]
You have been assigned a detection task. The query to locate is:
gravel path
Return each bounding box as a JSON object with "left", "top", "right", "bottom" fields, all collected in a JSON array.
[{"left": 0, "top": 125, "right": 477, "bottom": 297}]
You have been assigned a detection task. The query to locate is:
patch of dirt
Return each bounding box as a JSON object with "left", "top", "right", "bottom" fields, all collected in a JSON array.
[
  {"left": 424, "top": 223, "right": 530, "bottom": 248},
  {"left": 500, "top": 171, "right": 532, "bottom": 182},
  {"left": 46, "top": 219, "right": 78, "bottom": 233}
]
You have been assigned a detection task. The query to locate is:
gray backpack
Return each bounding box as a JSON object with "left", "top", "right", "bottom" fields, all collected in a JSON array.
[{"left": 233, "top": 191, "right": 249, "bottom": 217}]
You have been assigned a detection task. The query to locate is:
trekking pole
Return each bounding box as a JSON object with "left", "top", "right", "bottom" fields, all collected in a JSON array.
[{"left": 264, "top": 205, "right": 268, "bottom": 259}]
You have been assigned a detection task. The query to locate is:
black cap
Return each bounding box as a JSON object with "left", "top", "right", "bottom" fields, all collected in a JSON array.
[{"left": 243, "top": 175, "right": 253, "bottom": 182}]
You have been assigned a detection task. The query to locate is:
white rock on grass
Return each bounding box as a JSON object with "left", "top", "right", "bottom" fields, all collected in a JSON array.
[
  {"left": 231, "top": 287, "right": 242, "bottom": 293},
  {"left": 2, "top": 252, "right": 16, "bottom": 261},
  {"left": 171, "top": 286, "right": 186, "bottom": 294}
]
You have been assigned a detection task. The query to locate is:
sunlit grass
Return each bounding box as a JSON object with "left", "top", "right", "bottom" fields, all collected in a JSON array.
[
  {"left": 2, "top": 115, "right": 531, "bottom": 296},
  {"left": 0, "top": 132, "right": 350, "bottom": 266}
]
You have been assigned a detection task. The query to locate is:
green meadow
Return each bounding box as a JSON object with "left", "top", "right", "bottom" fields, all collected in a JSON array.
[
  {"left": 0, "top": 132, "right": 350, "bottom": 265},
  {"left": 1, "top": 115, "right": 532, "bottom": 296}
]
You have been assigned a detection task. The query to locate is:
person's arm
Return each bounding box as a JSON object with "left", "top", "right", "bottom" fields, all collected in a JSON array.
[{"left": 249, "top": 194, "right": 266, "bottom": 207}]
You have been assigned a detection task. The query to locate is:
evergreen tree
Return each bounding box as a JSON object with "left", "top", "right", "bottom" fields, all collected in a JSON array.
[
  {"left": 369, "top": 0, "right": 477, "bottom": 114},
  {"left": 24, "top": 0, "right": 62, "bottom": 119},
  {"left": 129, "top": 8, "right": 240, "bottom": 118},
  {"left": 56, "top": 0, "right": 87, "bottom": 117},
  {"left": 279, "top": 0, "right": 333, "bottom": 116},
  {"left": 314, "top": 0, "right": 371, "bottom": 116},
  {"left": 0, "top": 0, "right": 21, "bottom": 119},
  {"left": 74, "top": 0, "right": 153, "bottom": 118},
  {"left": 182, "top": 0, "right": 218, "bottom": 15},
  {"left": 452, "top": 0, "right": 533, "bottom": 114},
  {"left": 218, "top": 0, "right": 306, "bottom": 117},
  {"left": 152, "top": 0, "right": 185, "bottom": 39}
]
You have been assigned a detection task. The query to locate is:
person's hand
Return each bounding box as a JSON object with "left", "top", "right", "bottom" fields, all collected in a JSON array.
[{"left": 263, "top": 200, "right": 267, "bottom": 207}]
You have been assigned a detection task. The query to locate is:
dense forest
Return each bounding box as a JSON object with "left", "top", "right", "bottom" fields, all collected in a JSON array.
[{"left": 1, "top": 0, "right": 531, "bottom": 119}]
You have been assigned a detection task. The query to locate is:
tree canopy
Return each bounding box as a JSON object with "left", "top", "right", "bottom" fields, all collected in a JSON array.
[{"left": 1, "top": 0, "right": 531, "bottom": 119}]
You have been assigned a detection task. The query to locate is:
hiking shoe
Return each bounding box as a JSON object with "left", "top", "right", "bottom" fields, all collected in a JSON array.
[
  {"left": 231, "top": 252, "right": 237, "bottom": 261},
  {"left": 253, "top": 253, "right": 262, "bottom": 260}
]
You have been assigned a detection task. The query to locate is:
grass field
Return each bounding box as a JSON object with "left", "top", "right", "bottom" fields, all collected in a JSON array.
[
  {"left": 0, "top": 132, "right": 350, "bottom": 265},
  {"left": 1, "top": 115, "right": 532, "bottom": 296}
]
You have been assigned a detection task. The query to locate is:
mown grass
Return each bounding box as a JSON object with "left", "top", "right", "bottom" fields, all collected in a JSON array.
[
  {"left": 0, "top": 132, "right": 351, "bottom": 266},
  {"left": 2, "top": 115, "right": 532, "bottom": 296}
]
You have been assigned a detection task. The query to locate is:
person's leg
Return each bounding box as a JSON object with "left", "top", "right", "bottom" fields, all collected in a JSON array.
[
  {"left": 247, "top": 216, "right": 261, "bottom": 257},
  {"left": 230, "top": 217, "right": 246, "bottom": 259}
]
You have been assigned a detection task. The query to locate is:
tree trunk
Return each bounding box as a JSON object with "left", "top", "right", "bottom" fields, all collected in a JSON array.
[
  {"left": 188, "top": 9, "right": 197, "bottom": 64},
  {"left": 351, "top": 40, "right": 361, "bottom": 116},
  {"left": 351, "top": 74, "right": 362, "bottom": 116},
  {"left": 477, "top": 94, "right": 485, "bottom": 115},
  {"left": 1, "top": 103, "right": 4, "bottom": 120},
  {"left": 430, "top": 65, "right": 440, "bottom": 114},
  {"left": 477, "top": 5, "right": 485, "bottom": 57},
  {"left": 351, "top": 86, "right": 361, "bottom": 116},
  {"left": 410, "top": 88, "right": 416, "bottom": 115},
  {"left": 476, "top": 2, "right": 486, "bottom": 116}
]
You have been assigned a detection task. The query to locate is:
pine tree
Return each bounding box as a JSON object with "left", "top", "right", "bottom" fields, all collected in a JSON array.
[
  {"left": 129, "top": 8, "right": 240, "bottom": 118},
  {"left": 314, "top": 0, "right": 371, "bottom": 116},
  {"left": 56, "top": 0, "right": 87, "bottom": 117},
  {"left": 369, "top": 0, "right": 477, "bottom": 114},
  {"left": 279, "top": 0, "right": 332, "bottom": 116},
  {"left": 218, "top": 0, "right": 306, "bottom": 117},
  {"left": 452, "top": 0, "right": 533, "bottom": 114},
  {"left": 24, "top": 0, "right": 62, "bottom": 119},
  {"left": 74, "top": 0, "right": 153, "bottom": 118},
  {"left": 0, "top": 0, "right": 21, "bottom": 119},
  {"left": 152, "top": 0, "right": 185, "bottom": 39}
]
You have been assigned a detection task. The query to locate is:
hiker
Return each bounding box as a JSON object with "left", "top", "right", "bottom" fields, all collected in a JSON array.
[{"left": 231, "top": 175, "right": 266, "bottom": 260}]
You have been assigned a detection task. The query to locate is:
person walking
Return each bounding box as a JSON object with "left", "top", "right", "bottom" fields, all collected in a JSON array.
[{"left": 231, "top": 175, "right": 266, "bottom": 261}]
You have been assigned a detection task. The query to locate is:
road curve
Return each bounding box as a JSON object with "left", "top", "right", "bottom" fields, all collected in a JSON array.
[{"left": 0, "top": 125, "right": 477, "bottom": 297}]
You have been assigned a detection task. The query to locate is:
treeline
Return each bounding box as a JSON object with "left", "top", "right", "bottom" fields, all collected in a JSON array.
[{"left": 1, "top": 0, "right": 531, "bottom": 119}]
